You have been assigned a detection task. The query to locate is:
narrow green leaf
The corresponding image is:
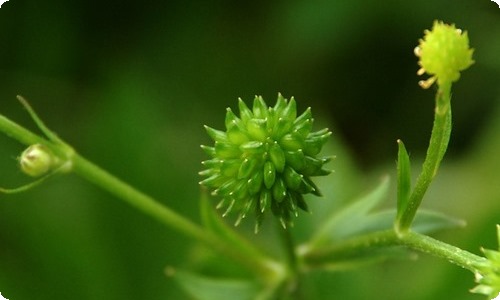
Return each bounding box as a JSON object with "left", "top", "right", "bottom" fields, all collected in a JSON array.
[
  {"left": 412, "top": 209, "right": 466, "bottom": 233},
  {"left": 344, "top": 209, "right": 465, "bottom": 238},
  {"left": 308, "top": 177, "right": 390, "bottom": 247},
  {"left": 168, "top": 268, "right": 260, "bottom": 300},
  {"left": 396, "top": 139, "right": 412, "bottom": 222}
]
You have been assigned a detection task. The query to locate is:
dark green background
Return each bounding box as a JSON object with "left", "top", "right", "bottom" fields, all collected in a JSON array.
[{"left": 0, "top": 0, "right": 499, "bottom": 299}]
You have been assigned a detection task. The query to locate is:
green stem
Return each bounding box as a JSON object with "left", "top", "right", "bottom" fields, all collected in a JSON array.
[
  {"left": 0, "top": 114, "right": 47, "bottom": 146},
  {"left": 396, "top": 83, "right": 452, "bottom": 234},
  {"left": 1, "top": 111, "right": 278, "bottom": 281},
  {"left": 303, "top": 229, "right": 486, "bottom": 273},
  {"left": 277, "top": 225, "right": 303, "bottom": 300}
]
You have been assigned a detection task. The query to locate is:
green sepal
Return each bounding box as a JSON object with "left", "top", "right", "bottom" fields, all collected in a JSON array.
[{"left": 396, "top": 139, "right": 412, "bottom": 228}]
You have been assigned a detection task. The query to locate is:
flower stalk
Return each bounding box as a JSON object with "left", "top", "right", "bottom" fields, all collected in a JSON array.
[{"left": 395, "top": 21, "right": 474, "bottom": 235}]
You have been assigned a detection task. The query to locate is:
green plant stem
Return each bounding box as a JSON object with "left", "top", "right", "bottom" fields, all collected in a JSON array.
[
  {"left": 396, "top": 83, "right": 452, "bottom": 234},
  {"left": 1, "top": 112, "right": 279, "bottom": 281},
  {"left": 0, "top": 114, "right": 47, "bottom": 146},
  {"left": 303, "top": 229, "right": 486, "bottom": 273},
  {"left": 277, "top": 225, "right": 303, "bottom": 300}
]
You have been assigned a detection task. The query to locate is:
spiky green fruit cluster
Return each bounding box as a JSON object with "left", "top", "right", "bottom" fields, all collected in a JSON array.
[
  {"left": 200, "top": 94, "right": 332, "bottom": 232},
  {"left": 415, "top": 20, "right": 474, "bottom": 88},
  {"left": 472, "top": 225, "right": 500, "bottom": 299}
]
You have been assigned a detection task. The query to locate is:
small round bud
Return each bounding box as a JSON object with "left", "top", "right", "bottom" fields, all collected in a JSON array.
[
  {"left": 19, "top": 144, "right": 55, "bottom": 177},
  {"left": 416, "top": 21, "right": 474, "bottom": 88},
  {"left": 200, "top": 94, "right": 332, "bottom": 231}
]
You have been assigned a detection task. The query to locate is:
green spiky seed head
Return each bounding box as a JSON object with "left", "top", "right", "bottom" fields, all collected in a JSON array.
[
  {"left": 200, "top": 94, "right": 332, "bottom": 232},
  {"left": 415, "top": 20, "right": 474, "bottom": 88}
]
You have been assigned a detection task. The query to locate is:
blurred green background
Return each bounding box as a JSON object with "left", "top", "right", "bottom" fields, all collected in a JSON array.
[{"left": 0, "top": 0, "right": 499, "bottom": 299}]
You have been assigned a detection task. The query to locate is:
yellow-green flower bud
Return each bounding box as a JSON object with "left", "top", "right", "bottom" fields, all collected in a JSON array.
[
  {"left": 200, "top": 94, "right": 332, "bottom": 232},
  {"left": 19, "top": 144, "right": 55, "bottom": 177},
  {"left": 415, "top": 20, "right": 474, "bottom": 88}
]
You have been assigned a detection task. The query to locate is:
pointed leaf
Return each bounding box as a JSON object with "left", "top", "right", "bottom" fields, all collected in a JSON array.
[
  {"left": 309, "top": 177, "right": 390, "bottom": 247},
  {"left": 168, "top": 269, "right": 260, "bottom": 300},
  {"left": 412, "top": 209, "right": 466, "bottom": 233},
  {"left": 396, "top": 139, "right": 412, "bottom": 222},
  {"left": 342, "top": 209, "right": 465, "bottom": 238}
]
